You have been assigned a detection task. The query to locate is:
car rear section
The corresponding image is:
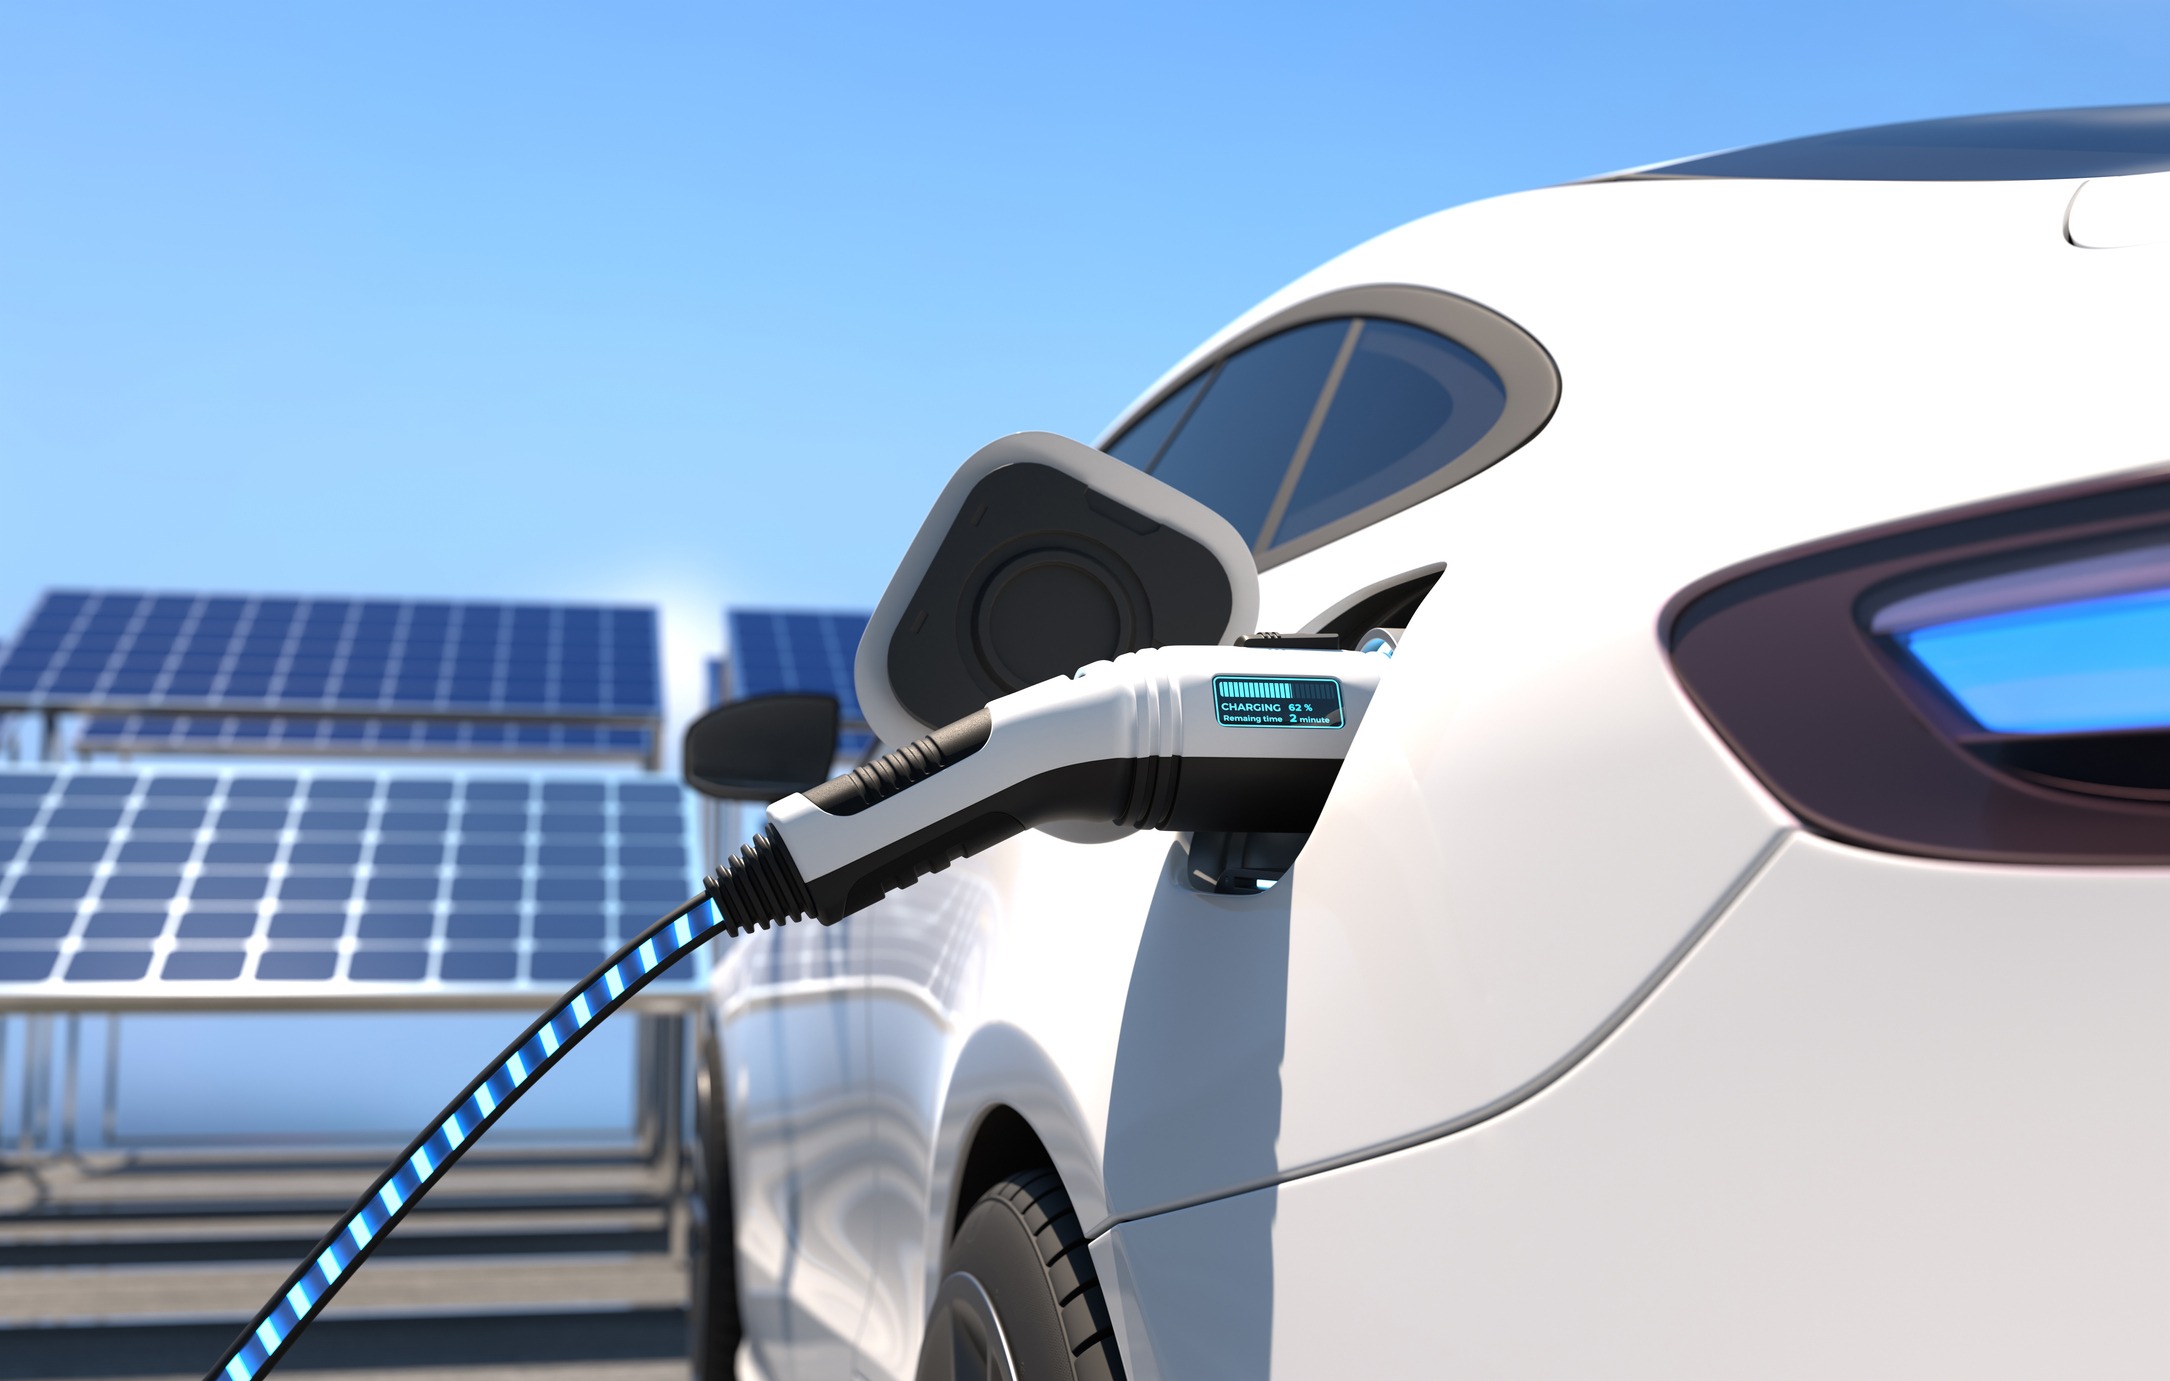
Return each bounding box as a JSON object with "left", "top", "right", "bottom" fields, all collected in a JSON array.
[{"left": 719, "top": 107, "right": 2170, "bottom": 1379}]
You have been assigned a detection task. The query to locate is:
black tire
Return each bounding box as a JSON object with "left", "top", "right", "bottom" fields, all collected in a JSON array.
[
  {"left": 916, "top": 1170, "right": 1126, "bottom": 1381},
  {"left": 691, "top": 1022, "right": 742, "bottom": 1381}
]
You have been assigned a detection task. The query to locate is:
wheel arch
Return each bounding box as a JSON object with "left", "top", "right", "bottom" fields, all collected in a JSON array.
[
  {"left": 951, "top": 1104, "right": 1056, "bottom": 1238},
  {"left": 929, "top": 1022, "right": 1111, "bottom": 1309}
]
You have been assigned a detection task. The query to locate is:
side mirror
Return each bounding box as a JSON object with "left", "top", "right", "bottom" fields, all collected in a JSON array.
[{"left": 682, "top": 693, "right": 841, "bottom": 801}]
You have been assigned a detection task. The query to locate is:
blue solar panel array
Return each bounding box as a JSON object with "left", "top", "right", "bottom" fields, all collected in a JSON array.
[
  {"left": 726, "top": 609, "right": 869, "bottom": 725},
  {"left": 0, "top": 592, "right": 660, "bottom": 720},
  {"left": 0, "top": 769, "right": 701, "bottom": 995},
  {"left": 76, "top": 715, "right": 654, "bottom": 760}
]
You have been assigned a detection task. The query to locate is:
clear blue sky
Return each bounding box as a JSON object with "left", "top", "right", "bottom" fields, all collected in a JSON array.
[{"left": 3, "top": 1, "right": 2166, "bottom": 728}]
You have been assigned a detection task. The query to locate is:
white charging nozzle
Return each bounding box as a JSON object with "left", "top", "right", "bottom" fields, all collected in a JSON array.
[{"left": 702, "top": 644, "right": 1388, "bottom": 927}]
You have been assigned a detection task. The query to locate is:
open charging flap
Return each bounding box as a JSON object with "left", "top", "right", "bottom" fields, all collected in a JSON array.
[{"left": 856, "top": 431, "right": 1260, "bottom": 842}]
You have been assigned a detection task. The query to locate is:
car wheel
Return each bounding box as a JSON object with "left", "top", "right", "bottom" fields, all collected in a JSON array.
[
  {"left": 691, "top": 1021, "right": 742, "bottom": 1381},
  {"left": 916, "top": 1170, "right": 1125, "bottom": 1381}
]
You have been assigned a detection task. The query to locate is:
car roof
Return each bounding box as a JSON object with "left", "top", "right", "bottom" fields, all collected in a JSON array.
[{"left": 1632, "top": 104, "right": 2170, "bottom": 182}]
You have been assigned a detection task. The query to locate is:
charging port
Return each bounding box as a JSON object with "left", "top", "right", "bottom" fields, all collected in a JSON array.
[{"left": 1185, "top": 829, "right": 1309, "bottom": 894}]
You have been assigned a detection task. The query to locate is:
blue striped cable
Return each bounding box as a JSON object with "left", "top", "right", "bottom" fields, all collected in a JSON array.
[{"left": 202, "top": 889, "right": 725, "bottom": 1381}]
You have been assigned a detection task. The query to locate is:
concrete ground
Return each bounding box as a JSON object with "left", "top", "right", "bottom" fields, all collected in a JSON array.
[{"left": 0, "top": 1145, "right": 698, "bottom": 1380}]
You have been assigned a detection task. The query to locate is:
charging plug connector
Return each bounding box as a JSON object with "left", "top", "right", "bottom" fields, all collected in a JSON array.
[{"left": 703, "top": 642, "right": 1387, "bottom": 928}]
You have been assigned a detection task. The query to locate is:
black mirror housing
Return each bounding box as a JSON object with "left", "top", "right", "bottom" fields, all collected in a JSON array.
[{"left": 683, "top": 693, "right": 841, "bottom": 801}]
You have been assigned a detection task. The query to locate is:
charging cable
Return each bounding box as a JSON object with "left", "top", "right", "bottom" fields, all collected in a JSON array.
[{"left": 206, "top": 642, "right": 1384, "bottom": 1379}]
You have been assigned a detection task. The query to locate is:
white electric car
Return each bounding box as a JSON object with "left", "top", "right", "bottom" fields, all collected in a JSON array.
[{"left": 697, "top": 106, "right": 2170, "bottom": 1380}]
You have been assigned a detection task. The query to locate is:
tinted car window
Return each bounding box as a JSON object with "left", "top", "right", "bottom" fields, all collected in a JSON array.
[
  {"left": 1125, "top": 319, "right": 1349, "bottom": 546},
  {"left": 1272, "top": 320, "right": 1506, "bottom": 546},
  {"left": 1109, "top": 312, "right": 1519, "bottom": 556},
  {"left": 1104, "top": 371, "right": 1205, "bottom": 471}
]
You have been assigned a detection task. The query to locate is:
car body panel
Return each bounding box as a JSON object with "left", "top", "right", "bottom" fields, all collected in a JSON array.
[
  {"left": 715, "top": 167, "right": 2170, "bottom": 1378},
  {"left": 1099, "top": 833, "right": 2170, "bottom": 1378},
  {"left": 713, "top": 914, "right": 869, "bottom": 1380}
]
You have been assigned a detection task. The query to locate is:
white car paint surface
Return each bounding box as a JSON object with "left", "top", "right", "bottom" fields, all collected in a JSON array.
[
  {"left": 1102, "top": 836, "right": 2170, "bottom": 1379},
  {"left": 711, "top": 113, "right": 2170, "bottom": 1381}
]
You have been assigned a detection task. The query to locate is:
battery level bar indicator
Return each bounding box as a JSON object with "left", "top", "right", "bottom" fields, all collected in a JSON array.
[{"left": 1212, "top": 676, "right": 1345, "bottom": 729}]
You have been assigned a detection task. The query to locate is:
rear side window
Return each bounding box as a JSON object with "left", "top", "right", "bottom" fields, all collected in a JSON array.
[
  {"left": 1275, "top": 321, "right": 1505, "bottom": 546},
  {"left": 1111, "top": 319, "right": 1350, "bottom": 546},
  {"left": 1104, "top": 287, "right": 1557, "bottom": 567}
]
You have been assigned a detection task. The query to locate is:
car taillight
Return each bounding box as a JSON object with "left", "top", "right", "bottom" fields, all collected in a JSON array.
[
  {"left": 1867, "top": 536, "right": 2170, "bottom": 804},
  {"left": 1667, "top": 469, "right": 2170, "bottom": 864},
  {"left": 1877, "top": 541, "right": 2170, "bottom": 735}
]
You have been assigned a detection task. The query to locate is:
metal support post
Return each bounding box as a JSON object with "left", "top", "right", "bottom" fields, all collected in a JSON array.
[
  {"left": 36, "top": 1015, "right": 53, "bottom": 1154},
  {"left": 102, "top": 1013, "right": 122, "bottom": 1148},
  {"left": 634, "top": 1015, "right": 659, "bottom": 1162},
  {"left": 20, "top": 1015, "right": 49, "bottom": 1155},
  {"left": 60, "top": 1014, "right": 80, "bottom": 1155},
  {"left": 658, "top": 1012, "right": 689, "bottom": 1261}
]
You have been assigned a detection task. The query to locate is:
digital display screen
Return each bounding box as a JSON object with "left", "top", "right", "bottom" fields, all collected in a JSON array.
[{"left": 1213, "top": 677, "right": 1344, "bottom": 729}]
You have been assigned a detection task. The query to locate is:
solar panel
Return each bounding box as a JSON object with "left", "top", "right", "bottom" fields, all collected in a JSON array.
[
  {"left": 0, "top": 592, "right": 662, "bottom": 721},
  {"left": 725, "top": 609, "right": 869, "bottom": 725},
  {"left": 0, "top": 767, "right": 706, "bottom": 1005},
  {"left": 77, "top": 714, "right": 654, "bottom": 761}
]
